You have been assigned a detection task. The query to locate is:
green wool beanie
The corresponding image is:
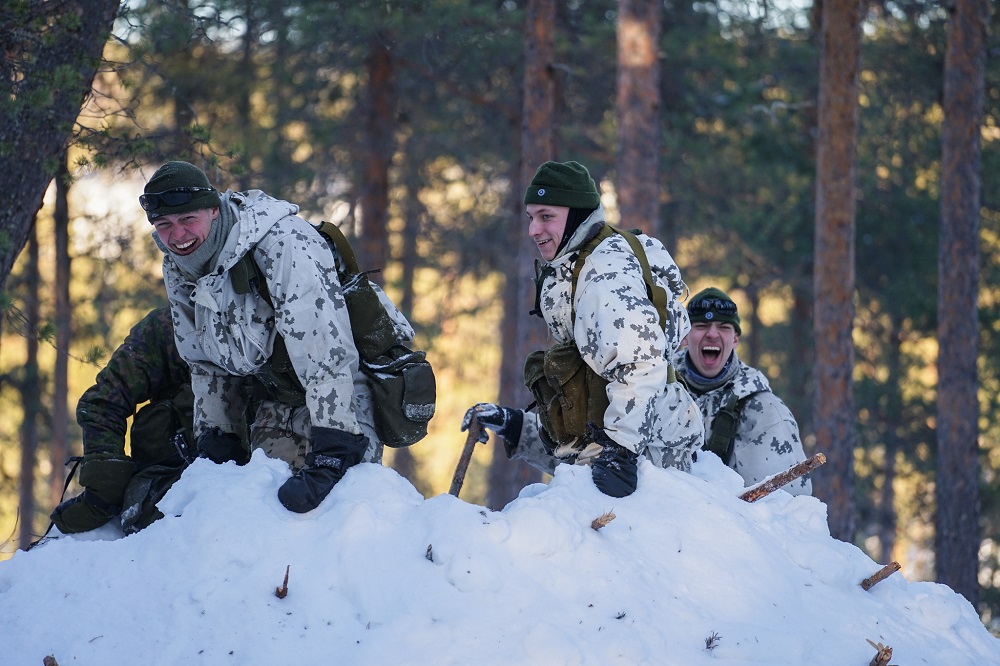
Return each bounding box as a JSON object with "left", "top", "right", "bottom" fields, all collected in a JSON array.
[
  {"left": 523, "top": 161, "right": 601, "bottom": 209},
  {"left": 142, "top": 161, "right": 221, "bottom": 221},
  {"left": 688, "top": 287, "right": 741, "bottom": 335}
]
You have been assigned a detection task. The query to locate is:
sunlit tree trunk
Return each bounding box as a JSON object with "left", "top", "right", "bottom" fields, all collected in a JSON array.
[
  {"left": 489, "top": 0, "right": 554, "bottom": 509},
  {"left": 358, "top": 31, "right": 395, "bottom": 278},
  {"left": 51, "top": 159, "right": 72, "bottom": 510},
  {"left": 935, "top": 0, "right": 988, "bottom": 607},
  {"left": 616, "top": 0, "right": 660, "bottom": 237},
  {"left": 390, "top": 167, "right": 421, "bottom": 489},
  {"left": 812, "top": 0, "right": 863, "bottom": 542},
  {"left": 19, "top": 227, "right": 41, "bottom": 549}
]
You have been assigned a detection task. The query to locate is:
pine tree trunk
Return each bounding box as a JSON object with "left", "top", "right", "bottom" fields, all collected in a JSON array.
[
  {"left": 616, "top": 0, "right": 661, "bottom": 237},
  {"left": 359, "top": 31, "right": 395, "bottom": 278},
  {"left": 19, "top": 228, "right": 41, "bottom": 549},
  {"left": 812, "top": 0, "right": 863, "bottom": 542},
  {"left": 488, "top": 0, "right": 555, "bottom": 509},
  {"left": 51, "top": 159, "right": 72, "bottom": 510},
  {"left": 935, "top": 0, "right": 988, "bottom": 607},
  {"left": 0, "top": 1, "right": 119, "bottom": 289}
]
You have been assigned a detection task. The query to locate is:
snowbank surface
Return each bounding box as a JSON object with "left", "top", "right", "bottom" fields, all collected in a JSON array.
[{"left": 2, "top": 450, "right": 997, "bottom": 665}]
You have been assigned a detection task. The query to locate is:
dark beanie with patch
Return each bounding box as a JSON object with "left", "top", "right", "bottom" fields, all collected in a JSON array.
[
  {"left": 687, "top": 286, "right": 741, "bottom": 335},
  {"left": 142, "top": 161, "right": 221, "bottom": 222},
  {"left": 523, "top": 161, "right": 601, "bottom": 209}
]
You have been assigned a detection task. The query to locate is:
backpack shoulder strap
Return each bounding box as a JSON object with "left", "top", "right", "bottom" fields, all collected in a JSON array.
[
  {"left": 612, "top": 228, "right": 668, "bottom": 333},
  {"left": 570, "top": 225, "right": 668, "bottom": 332},
  {"left": 315, "top": 220, "right": 361, "bottom": 275},
  {"left": 704, "top": 389, "right": 763, "bottom": 465},
  {"left": 231, "top": 248, "right": 273, "bottom": 308}
]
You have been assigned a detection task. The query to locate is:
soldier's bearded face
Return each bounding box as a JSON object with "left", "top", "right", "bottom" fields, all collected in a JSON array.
[
  {"left": 684, "top": 321, "right": 739, "bottom": 378},
  {"left": 152, "top": 207, "right": 219, "bottom": 256},
  {"left": 526, "top": 203, "right": 569, "bottom": 261}
]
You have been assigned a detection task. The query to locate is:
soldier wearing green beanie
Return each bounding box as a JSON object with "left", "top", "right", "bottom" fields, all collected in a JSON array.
[
  {"left": 463, "top": 160, "right": 705, "bottom": 498},
  {"left": 140, "top": 161, "right": 222, "bottom": 222},
  {"left": 675, "top": 287, "right": 812, "bottom": 496},
  {"left": 142, "top": 160, "right": 415, "bottom": 513}
]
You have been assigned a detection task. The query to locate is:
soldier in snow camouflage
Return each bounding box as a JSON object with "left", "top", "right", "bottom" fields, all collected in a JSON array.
[
  {"left": 463, "top": 161, "right": 705, "bottom": 498},
  {"left": 50, "top": 307, "right": 196, "bottom": 534},
  {"left": 674, "top": 287, "right": 812, "bottom": 495},
  {"left": 141, "top": 161, "right": 415, "bottom": 513}
]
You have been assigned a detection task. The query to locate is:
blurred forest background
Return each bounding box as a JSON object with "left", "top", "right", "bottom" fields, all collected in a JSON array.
[{"left": 2, "top": 0, "right": 999, "bottom": 629}]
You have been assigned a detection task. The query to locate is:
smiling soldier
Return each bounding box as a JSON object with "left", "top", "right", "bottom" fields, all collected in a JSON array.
[{"left": 674, "top": 287, "right": 811, "bottom": 495}]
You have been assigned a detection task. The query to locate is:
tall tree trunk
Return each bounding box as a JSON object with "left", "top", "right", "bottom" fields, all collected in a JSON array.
[
  {"left": 935, "top": 0, "right": 988, "bottom": 607},
  {"left": 18, "top": 227, "right": 41, "bottom": 549},
  {"left": 812, "top": 0, "right": 863, "bottom": 542},
  {"left": 488, "top": 0, "right": 554, "bottom": 509},
  {"left": 51, "top": 159, "right": 72, "bottom": 510},
  {"left": 233, "top": 0, "right": 259, "bottom": 190},
  {"left": 0, "top": 1, "right": 119, "bottom": 289},
  {"left": 359, "top": 31, "right": 395, "bottom": 278},
  {"left": 389, "top": 167, "right": 422, "bottom": 488},
  {"left": 879, "top": 314, "right": 902, "bottom": 564},
  {"left": 616, "top": 0, "right": 661, "bottom": 236}
]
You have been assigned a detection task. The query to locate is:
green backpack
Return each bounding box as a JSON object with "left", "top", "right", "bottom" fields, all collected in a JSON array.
[
  {"left": 231, "top": 221, "right": 436, "bottom": 448},
  {"left": 523, "top": 225, "right": 674, "bottom": 447}
]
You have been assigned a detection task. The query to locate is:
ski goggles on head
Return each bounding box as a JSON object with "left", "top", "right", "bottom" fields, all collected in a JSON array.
[
  {"left": 688, "top": 297, "right": 737, "bottom": 318},
  {"left": 139, "top": 187, "right": 215, "bottom": 211}
]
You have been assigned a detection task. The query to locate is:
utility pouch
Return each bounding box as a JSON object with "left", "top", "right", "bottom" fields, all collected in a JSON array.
[
  {"left": 523, "top": 339, "right": 609, "bottom": 447},
  {"left": 363, "top": 344, "right": 436, "bottom": 447}
]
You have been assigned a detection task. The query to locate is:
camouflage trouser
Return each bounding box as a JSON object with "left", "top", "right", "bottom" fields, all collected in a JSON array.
[{"left": 251, "top": 396, "right": 383, "bottom": 473}]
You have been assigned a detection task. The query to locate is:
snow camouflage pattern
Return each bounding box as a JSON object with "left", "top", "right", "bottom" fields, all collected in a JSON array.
[
  {"left": 76, "top": 306, "right": 192, "bottom": 460},
  {"left": 161, "top": 190, "right": 413, "bottom": 467},
  {"left": 510, "top": 207, "right": 705, "bottom": 474},
  {"left": 674, "top": 350, "right": 812, "bottom": 496}
]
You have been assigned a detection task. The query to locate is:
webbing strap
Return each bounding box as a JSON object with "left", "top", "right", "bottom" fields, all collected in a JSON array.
[
  {"left": 569, "top": 225, "right": 667, "bottom": 332},
  {"left": 704, "top": 391, "right": 741, "bottom": 465},
  {"left": 27, "top": 455, "right": 85, "bottom": 550}
]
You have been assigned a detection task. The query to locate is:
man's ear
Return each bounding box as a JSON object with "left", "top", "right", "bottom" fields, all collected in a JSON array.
[{"left": 733, "top": 334, "right": 739, "bottom": 347}]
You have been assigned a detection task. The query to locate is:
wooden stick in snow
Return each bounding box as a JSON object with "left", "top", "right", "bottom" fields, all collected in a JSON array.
[
  {"left": 449, "top": 417, "right": 483, "bottom": 498},
  {"left": 861, "top": 561, "right": 901, "bottom": 591},
  {"left": 739, "top": 453, "right": 827, "bottom": 503}
]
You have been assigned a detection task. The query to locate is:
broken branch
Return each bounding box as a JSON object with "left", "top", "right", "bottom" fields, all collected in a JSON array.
[
  {"left": 275, "top": 565, "right": 290, "bottom": 599},
  {"left": 591, "top": 511, "right": 616, "bottom": 530},
  {"left": 739, "top": 453, "right": 826, "bottom": 503},
  {"left": 861, "top": 562, "right": 901, "bottom": 591}
]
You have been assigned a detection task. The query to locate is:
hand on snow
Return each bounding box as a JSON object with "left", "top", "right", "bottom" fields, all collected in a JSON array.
[{"left": 588, "top": 427, "right": 639, "bottom": 498}]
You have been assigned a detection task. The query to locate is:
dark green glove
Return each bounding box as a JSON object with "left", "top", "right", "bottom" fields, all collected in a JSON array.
[
  {"left": 50, "top": 453, "right": 136, "bottom": 534},
  {"left": 50, "top": 490, "right": 119, "bottom": 534}
]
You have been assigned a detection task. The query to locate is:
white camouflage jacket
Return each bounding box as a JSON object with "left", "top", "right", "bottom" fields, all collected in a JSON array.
[
  {"left": 511, "top": 208, "right": 705, "bottom": 473},
  {"left": 162, "top": 190, "right": 412, "bottom": 441},
  {"left": 674, "top": 351, "right": 812, "bottom": 496}
]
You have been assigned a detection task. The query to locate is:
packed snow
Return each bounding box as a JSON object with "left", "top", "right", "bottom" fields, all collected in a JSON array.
[{"left": 2, "top": 447, "right": 998, "bottom": 665}]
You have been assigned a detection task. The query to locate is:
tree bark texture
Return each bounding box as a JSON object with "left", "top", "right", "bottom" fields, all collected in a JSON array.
[
  {"left": 812, "top": 0, "right": 863, "bottom": 542},
  {"left": 359, "top": 32, "right": 395, "bottom": 280},
  {"left": 615, "top": 0, "right": 661, "bottom": 237},
  {"left": 489, "top": 0, "right": 555, "bottom": 509},
  {"left": 0, "top": 1, "right": 119, "bottom": 289},
  {"left": 935, "top": 0, "right": 989, "bottom": 607},
  {"left": 18, "top": 229, "right": 41, "bottom": 549},
  {"left": 52, "top": 159, "right": 72, "bottom": 510}
]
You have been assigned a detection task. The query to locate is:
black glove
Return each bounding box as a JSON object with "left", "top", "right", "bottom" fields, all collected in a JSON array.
[
  {"left": 589, "top": 428, "right": 639, "bottom": 498},
  {"left": 461, "top": 403, "right": 523, "bottom": 450},
  {"left": 50, "top": 489, "right": 120, "bottom": 534},
  {"left": 277, "top": 427, "right": 368, "bottom": 513},
  {"left": 197, "top": 428, "right": 250, "bottom": 465}
]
